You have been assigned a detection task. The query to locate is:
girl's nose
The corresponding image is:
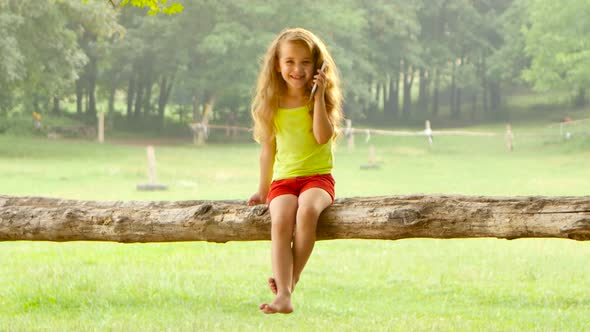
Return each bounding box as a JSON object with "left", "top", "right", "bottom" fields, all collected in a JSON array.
[{"left": 295, "top": 65, "right": 304, "bottom": 73}]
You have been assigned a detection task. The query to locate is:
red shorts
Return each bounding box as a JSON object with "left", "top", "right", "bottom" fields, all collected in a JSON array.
[{"left": 267, "top": 173, "right": 335, "bottom": 204}]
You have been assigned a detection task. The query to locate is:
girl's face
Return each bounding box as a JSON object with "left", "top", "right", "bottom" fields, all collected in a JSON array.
[{"left": 276, "top": 41, "right": 314, "bottom": 93}]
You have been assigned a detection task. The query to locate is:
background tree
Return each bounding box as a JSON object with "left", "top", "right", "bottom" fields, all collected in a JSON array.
[
  {"left": 0, "top": 3, "right": 24, "bottom": 113},
  {"left": 64, "top": 1, "right": 122, "bottom": 120},
  {"left": 523, "top": 0, "right": 590, "bottom": 107},
  {"left": 2, "top": 0, "right": 588, "bottom": 136},
  {"left": 1, "top": 1, "right": 88, "bottom": 116}
]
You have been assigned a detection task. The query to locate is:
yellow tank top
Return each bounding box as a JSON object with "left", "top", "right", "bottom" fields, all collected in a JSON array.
[{"left": 273, "top": 105, "right": 333, "bottom": 180}]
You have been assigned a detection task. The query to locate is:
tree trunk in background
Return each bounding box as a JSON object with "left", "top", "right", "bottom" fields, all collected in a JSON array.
[
  {"left": 483, "top": 83, "right": 489, "bottom": 114},
  {"left": 158, "top": 76, "right": 168, "bottom": 124},
  {"left": 157, "top": 74, "right": 174, "bottom": 127},
  {"left": 574, "top": 88, "right": 587, "bottom": 107},
  {"left": 86, "top": 56, "right": 98, "bottom": 120},
  {"left": 456, "top": 87, "right": 462, "bottom": 119},
  {"left": 143, "top": 68, "right": 153, "bottom": 116},
  {"left": 431, "top": 2, "right": 446, "bottom": 118},
  {"left": 367, "top": 74, "right": 375, "bottom": 120},
  {"left": 45, "top": 97, "right": 51, "bottom": 114},
  {"left": 108, "top": 72, "right": 120, "bottom": 115},
  {"left": 134, "top": 78, "right": 144, "bottom": 118},
  {"left": 376, "top": 81, "right": 382, "bottom": 112},
  {"left": 432, "top": 67, "right": 440, "bottom": 116},
  {"left": 457, "top": 56, "right": 465, "bottom": 118},
  {"left": 52, "top": 97, "right": 60, "bottom": 115},
  {"left": 388, "top": 74, "right": 399, "bottom": 119},
  {"left": 85, "top": 89, "right": 89, "bottom": 115},
  {"left": 108, "top": 86, "right": 116, "bottom": 115},
  {"left": 75, "top": 79, "right": 84, "bottom": 115},
  {"left": 482, "top": 58, "right": 489, "bottom": 115},
  {"left": 382, "top": 79, "right": 388, "bottom": 115},
  {"left": 402, "top": 60, "right": 414, "bottom": 118},
  {"left": 31, "top": 95, "right": 41, "bottom": 114},
  {"left": 418, "top": 68, "right": 429, "bottom": 113},
  {"left": 489, "top": 81, "right": 501, "bottom": 116},
  {"left": 126, "top": 75, "right": 135, "bottom": 120},
  {"left": 380, "top": 82, "right": 386, "bottom": 114},
  {"left": 471, "top": 94, "right": 477, "bottom": 120},
  {"left": 192, "top": 95, "right": 200, "bottom": 122},
  {"left": 2, "top": 195, "right": 589, "bottom": 243},
  {"left": 450, "top": 60, "right": 457, "bottom": 119}
]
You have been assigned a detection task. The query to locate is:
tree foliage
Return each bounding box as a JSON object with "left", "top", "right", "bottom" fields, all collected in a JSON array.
[
  {"left": 89, "top": 0, "right": 184, "bottom": 15},
  {"left": 523, "top": 0, "right": 590, "bottom": 105},
  {"left": 0, "top": 0, "right": 586, "bottom": 130}
]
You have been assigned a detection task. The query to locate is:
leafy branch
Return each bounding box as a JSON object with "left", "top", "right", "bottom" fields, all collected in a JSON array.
[{"left": 97, "top": 0, "right": 184, "bottom": 15}]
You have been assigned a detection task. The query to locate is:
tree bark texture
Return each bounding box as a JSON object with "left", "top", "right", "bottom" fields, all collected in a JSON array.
[{"left": 1, "top": 195, "right": 589, "bottom": 243}]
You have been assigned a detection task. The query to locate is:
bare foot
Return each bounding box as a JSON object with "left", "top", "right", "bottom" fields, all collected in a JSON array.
[
  {"left": 259, "top": 295, "right": 293, "bottom": 314},
  {"left": 268, "top": 277, "right": 298, "bottom": 294},
  {"left": 268, "top": 277, "right": 277, "bottom": 295}
]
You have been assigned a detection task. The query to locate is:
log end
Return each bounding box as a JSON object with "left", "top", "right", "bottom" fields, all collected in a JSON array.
[{"left": 560, "top": 218, "right": 590, "bottom": 241}]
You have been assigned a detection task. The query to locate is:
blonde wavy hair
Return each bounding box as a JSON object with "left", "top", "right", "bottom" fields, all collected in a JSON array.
[{"left": 251, "top": 27, "right": 343, "bottom": 143}]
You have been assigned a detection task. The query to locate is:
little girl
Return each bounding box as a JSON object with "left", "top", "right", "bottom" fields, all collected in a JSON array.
[{"left": 247, "top": 27, "right": 342, "bottom": 314}]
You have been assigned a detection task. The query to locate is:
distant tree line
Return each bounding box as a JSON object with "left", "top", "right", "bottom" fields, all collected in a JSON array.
[{"left": 0, "top": 0, "right": 588, "bottom": 130}]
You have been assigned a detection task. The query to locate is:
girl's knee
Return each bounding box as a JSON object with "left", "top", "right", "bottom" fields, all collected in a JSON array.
[
  {"left": 296, "top": 205, "right": 321, "bottom": 226},
  {"left": 300, "top": 204, "right": 323, "bottom": 216},
  {"left": 271, "top": 216, "right": 294, "bottom": 230}
]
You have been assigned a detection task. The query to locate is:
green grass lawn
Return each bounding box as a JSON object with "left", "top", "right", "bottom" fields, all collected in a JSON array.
[{"left": 1, "top": 123, "right": 589, "bottom": 331}]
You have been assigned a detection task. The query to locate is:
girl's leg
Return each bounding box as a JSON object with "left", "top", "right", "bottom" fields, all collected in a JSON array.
[
  {"left": 260, "top": 194, "right": 298, "bottom": 314},
  {"left": 292, "top": 188, "right": 332, "bottom": 290}
]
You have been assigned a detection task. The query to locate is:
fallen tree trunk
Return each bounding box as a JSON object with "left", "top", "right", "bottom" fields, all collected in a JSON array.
[{"left": 1, "top": 195, "right": 589, "bottom": 243}]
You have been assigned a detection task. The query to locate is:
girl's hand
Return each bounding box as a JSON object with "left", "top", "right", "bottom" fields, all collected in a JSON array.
[
  {"left": 247, "top": 192, "right": 267, "bottom": 206},
  {"left": 312, "top": 68, "right": 327, "bottom": 98}
]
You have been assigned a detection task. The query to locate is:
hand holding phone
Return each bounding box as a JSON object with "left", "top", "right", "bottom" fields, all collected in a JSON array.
[{"left": 309, "top": 61, "right": 327, "bottom": 100}]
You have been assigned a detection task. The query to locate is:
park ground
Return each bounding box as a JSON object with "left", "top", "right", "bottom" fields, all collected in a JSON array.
[{"left": 1, "top": 93, "right": 590, "bottom": 331}]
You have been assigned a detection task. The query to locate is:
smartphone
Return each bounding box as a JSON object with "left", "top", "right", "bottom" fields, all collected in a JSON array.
[{"left": 309, "top": 61, "right": 327, "bottom": 100}]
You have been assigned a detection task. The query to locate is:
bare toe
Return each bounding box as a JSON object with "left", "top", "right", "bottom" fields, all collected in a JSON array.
[
  {"left": 268, "top": 277, "right": 277, "bottom": 295},
  {"left": 259, "top": 296, "right": 293, "bottom": 314},
  {"left": 259, "top": 303, "right": 277, "bottom": 314}
]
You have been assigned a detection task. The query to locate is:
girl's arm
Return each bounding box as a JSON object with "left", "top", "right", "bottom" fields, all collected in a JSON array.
[
  {"left": 312, "top": 69, "right": 333, "bottom": 144},
  {"left": 248, "top": 138, "right": 276, "bottom": 205},
  {"left": 258, "top": 138, "right": 276, "bottom": 196}
]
